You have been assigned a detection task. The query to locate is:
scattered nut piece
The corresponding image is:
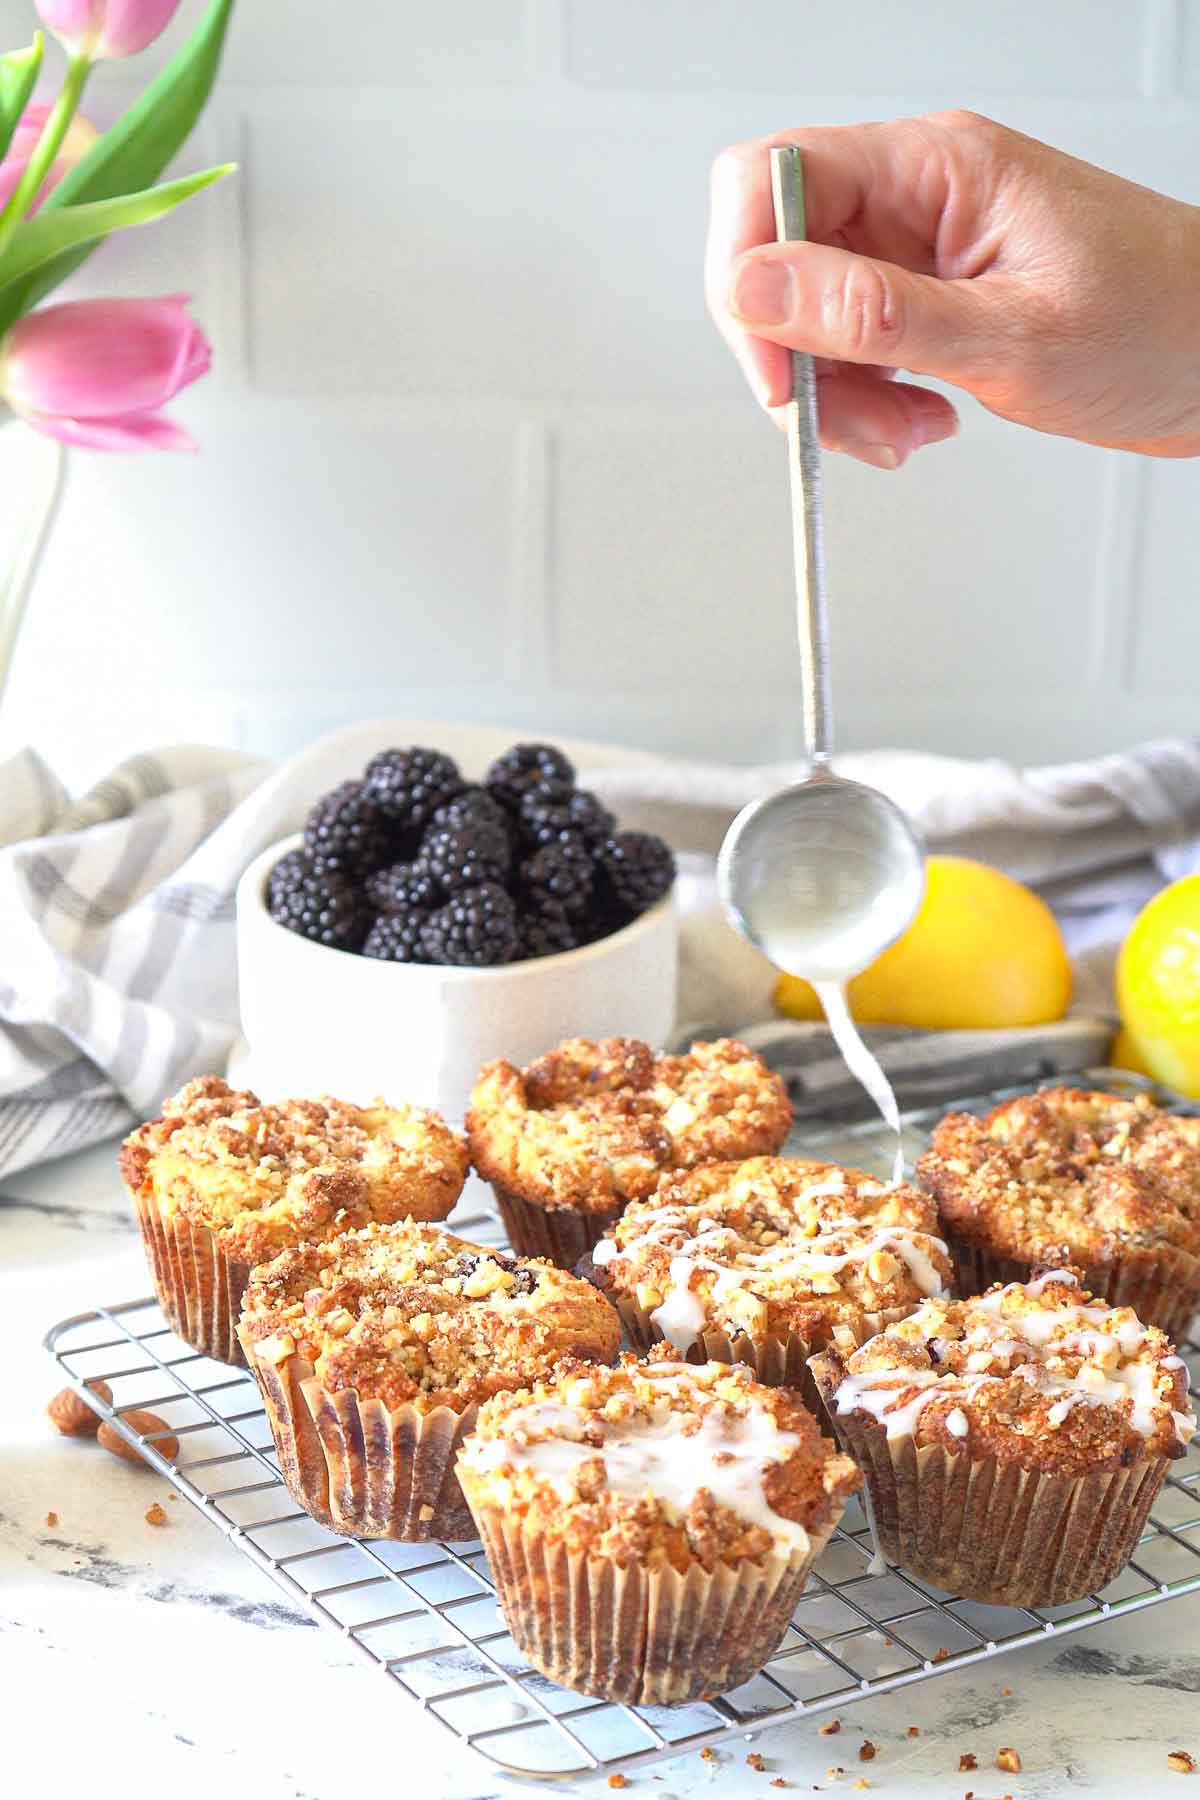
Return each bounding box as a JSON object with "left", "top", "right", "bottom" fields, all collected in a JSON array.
[
  {"left": 819, "top": 1721, "right": 842, "bottom": 1736},
  {"left": 45, "top": 1511, "right": 58, "bottom": 1528},
  {"left": 907, "top": 1726, "right": 920, "bottom": 1738},
  {"left": 933, "top": 1646, "right": 950, "bottom": 1662},
  {"left": 145, "top": 1502, "right": 167, "bottom": 1527},
  {"left": 769, "top": 1783, "right": 789, "bottom": 1791},
  {"left": 858, "top": 1742, "right": 876, "bottom": 1762},
  {"left": 1168, "top": 1750, "right": 1197, "bottom": 1774},
  {"left": 959, "top": 1753, "right": 978, "bottom": 1772},
  {"left": 47, "top": 1381, "right": 112, "bottom": 1436},
  {"left": 698, "top": 1747, "right": 716, "bottom": 1762},
  {"left": 607, "top": 1777, "right": 628, "bottom": 1790},
  {"left": 746, "top": 1754, "right": 765, "bottom": 1771},
  {"left": 97, "top": 1410, "right": 178, "bottom": 1466},
  {"left": 996, "top": 1748, "right": 1021, "bottom": 1774},
  {"left": 1000, "top": 1686, "right": 1013, "bottom": 1697}
]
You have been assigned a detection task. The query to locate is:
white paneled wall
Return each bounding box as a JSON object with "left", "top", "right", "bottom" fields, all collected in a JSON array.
[{"left": 1, "top": 0, "right": 1198, "bottom": 787}]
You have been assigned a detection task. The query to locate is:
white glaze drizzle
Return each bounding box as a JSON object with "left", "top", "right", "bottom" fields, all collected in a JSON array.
[
  {"left": 463, "top": 1371, "right": 810, "bottom": 1553},
  {"left": 833, "top": 1277, "right": 1196, "bottom": 1447}
]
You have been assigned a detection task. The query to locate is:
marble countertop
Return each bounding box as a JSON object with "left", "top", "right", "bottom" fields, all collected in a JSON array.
[{"left": 5, "top": 1138, "right": 1200, "bottom": 1800}]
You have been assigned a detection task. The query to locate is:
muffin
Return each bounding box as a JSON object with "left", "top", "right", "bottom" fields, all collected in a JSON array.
[
  {"left": 467, "top": 1036, "right": 793, "bottom": 1267},
  {"left": 582, "top": 1157, "right": 951, "bottom": 1408},
  {"left": 121, "top": 1077, "right": 469, "bottom": 1364},
  {"left": 238, "top": 1218, "right": 619, "bottom": 1540},
  {"left": 456, "top": 1349, "right": 859, "bottom": 1703},
  {"left": 918, "top": 1086, "right": 1200, "bottom": 1338},
  {"left": 810, "top": 1269, "right": 1196, "bottom": 1607}
]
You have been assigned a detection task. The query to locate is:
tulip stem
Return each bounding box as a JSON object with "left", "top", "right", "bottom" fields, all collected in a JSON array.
[{"left": 0, "top": 54, "right": 92, "bottom": 264}]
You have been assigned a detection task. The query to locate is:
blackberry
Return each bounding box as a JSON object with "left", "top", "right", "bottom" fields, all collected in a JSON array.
[
  {"left": 517, "top": 784, "right": 615, "bottom": 849},
  {"left": 266, "top": 852, "right": 367, "bottom": 952},
  {"left": 485, "top": 742, "right": 575, "bottom": 811},
  {"left": 595, "top": 832, "right": 675, "bottom": 914},
  {"left": 519, "top": 835, "right": 594, "bottom": 917},
  {"left": 429, "top": 784, "right": 512, "bottom": 842},
  {"left": 365, "top": 860, "right": 439, "bottom": 914},
  {"left": 420, "top": 882, "right": 518, "bottom": 966},
  {"left": 303, "top": 779, "right": 392, "bottom": 876},
  {"left": 518, "top": 903, "right": 581, "bottom": 960},
  {"left": 364, "top": 746, "right": 464, "bottom": 833},
  {"left": 421, "top": 819, "right": 510, "bottom": 893},
  {"left": 363, "top": 910, "right": 427, "bottom": 963}
]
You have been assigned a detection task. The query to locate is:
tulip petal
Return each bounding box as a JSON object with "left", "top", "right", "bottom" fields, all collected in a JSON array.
[
  {"left": 2, "top": 294, "right": 212, "bottom": 419},
  {"left": 37, "top": 0, "right": 183, "bottom": 60},
  {"left": 24, "top": 406, "right": 197, "bottom": 450}
]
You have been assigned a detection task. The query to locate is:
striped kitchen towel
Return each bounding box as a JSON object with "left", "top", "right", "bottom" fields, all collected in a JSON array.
[{"left": 1, "top": 727, "right": 1198, "bottom": 1180}]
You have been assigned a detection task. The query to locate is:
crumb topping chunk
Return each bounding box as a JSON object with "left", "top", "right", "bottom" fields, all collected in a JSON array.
[
  {"left": 459, "top": 1350, "right": 859, "bottom": 1571},
  {"left": 820, "top": 1270, "right": 1196, "bottom": 1472},
  {"left": 919, "top": 1088, "right": 1200, "bottom": 1262},
  {"left": 239, "top": 1218, "right": 619, "bottom": 1411},
  {"left": 120, "top": 1077, "right": 468, "bottom": 1263},
  {"left": 590, "top": 1158, "right": 950, "bottom": 1353},
  {"left": 466, "top": 1037, "right": 793, "bottom": 1213}
]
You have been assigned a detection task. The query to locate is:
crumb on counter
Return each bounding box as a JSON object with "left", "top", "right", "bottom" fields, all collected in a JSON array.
[
  {"left": 959, "top": 1752, "right": 978, "bottom": 1771},
  {"left": 45, "top": 1511, "right": 58, "bottom": 1528},
  {"left": 699, "top": 1746, "right": 717, "bottom": 1762},
  {"left": 858, "top": 1742, "right": 876, "bottom": 1762},
  {"left": 819, "top": 1720, "right": 842, "bottom": 1735},
  {"left": 907, "top": 1726, "right": 920, "bottom": 1737},
  {"left": 1168, "top": 1750, "right": 1197, "bottom": 1773},
  {"left": 996, "top": 1747, "right": 1021, "bottom": 1773},
  {"left": 607, "top": 1777, "right": 628, "bottom": 1790},
  {"left": 746, "top": 1753, "right": 766, "bottom": 1771},
  {"left": 933, "top": 1647, "right": 950, "bottom": 1661},
  {"left": 145, "top": 1502, "right": 167, "bottom": 1526}
]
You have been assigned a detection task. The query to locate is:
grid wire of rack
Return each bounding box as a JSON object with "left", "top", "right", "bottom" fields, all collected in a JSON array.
[{"left": 44, "top": 1070, "right": 1200, "bottom": 1785}]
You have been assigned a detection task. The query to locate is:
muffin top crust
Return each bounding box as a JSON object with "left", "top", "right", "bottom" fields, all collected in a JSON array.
[
  {"left": 813, "top": 1270, "right": 1196, "bottom": 1475},
  {"left": 918, "top": 1088, "right": 1200, "bottom": 1265},
  {"left": 121, "top": 1077, "right": 469, "bottom": 1264},
  {"left": 466, "top": 1037, "right": 793, "bottom": 1213},
  {"left": 588, "top": 1158, "right": 950, "bottom": 1354},
  {"left": 458, "top": 1349, "right": 859, "bottom": 1570},
  {"left": 239, "top": 1219, "right": 619, "bottom": 1412}
]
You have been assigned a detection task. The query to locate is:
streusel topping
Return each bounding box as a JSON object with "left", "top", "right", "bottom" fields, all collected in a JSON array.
[
  {"left": 121, "top": 1077, "right": 468, "bottom": 1264},
  {"left": 459, "top": 1349, "right": 859, "bottom": 1570},
  {"left": 466, "top": 1037, "right": 793, "bottom": 1213},
  {"left": 239, "top": 1219, "right": 619, "bottom": 1411},
  {"left": 919, "top": 1088, "right": 1200, "bottom": 1263},
  {"left": 588, "top": 1158, "right": 950, "bottom": 1353},
  {"left": 818, "top": 1270, "right": 1195, "bottom": 1474}
]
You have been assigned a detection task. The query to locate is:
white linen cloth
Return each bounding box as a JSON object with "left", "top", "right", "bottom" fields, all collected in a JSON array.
[{"left": 1, "top": 729, "right": 1197, "bottom": 1179}]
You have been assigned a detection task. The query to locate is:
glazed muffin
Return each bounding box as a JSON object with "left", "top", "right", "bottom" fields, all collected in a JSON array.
[
  {"left": 811, "top": 1269, "right": 1196, "bottom": 1607},
  {"left": 121, "top": 1077, "right": 469, "bottom": 1364},
  {"left": 456, "top": 1349, "right": 859, "bottom": 1703},
  {"left": 583, "top": 1157, "right": 951, "bottom": 1407},
  {"left": 238, "top": 1218, "right": 619, "bottom": 1540},
  {"left": 467, "top": 1036, "right": 793, "bottom": 1267},
  {"left": 918, "top": 1086, "right": 1200, "bottom": 1338}
]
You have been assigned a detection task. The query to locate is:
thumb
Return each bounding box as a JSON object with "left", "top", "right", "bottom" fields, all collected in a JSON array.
[{"left": 727, "top": 241, "right": 993, "bottom": 379}]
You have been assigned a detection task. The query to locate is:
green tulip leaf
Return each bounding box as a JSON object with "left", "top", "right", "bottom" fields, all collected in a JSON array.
[
  {"left": 0, "top": 164, "right": 233, "bottom": 301},
  {"left": 0, "top": 36, "right": 43, "bottom": 167},
  {"left": 0, "top": 0, "right": 234, "bottom": 332}
]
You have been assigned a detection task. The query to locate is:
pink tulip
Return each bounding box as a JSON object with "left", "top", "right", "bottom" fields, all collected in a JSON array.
[
  {"left": 0, "top": 295, "right": 211, "bottom": 450},
  {"left": 0, "top": 103, "right": 98, "bottom": 212},
  {"left": 35, "top": 0, "right": 182, "bottom": 61}
]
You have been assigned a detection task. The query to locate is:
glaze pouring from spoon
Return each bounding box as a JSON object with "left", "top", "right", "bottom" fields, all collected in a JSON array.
[{"left": 716, "top": 147, "right": 924, "bottom": 1181}]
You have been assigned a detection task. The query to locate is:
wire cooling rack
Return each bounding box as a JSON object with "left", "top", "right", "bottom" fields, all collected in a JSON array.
[{"left": 43, "top": 1070, "right": 1200, "bottom": 1785}]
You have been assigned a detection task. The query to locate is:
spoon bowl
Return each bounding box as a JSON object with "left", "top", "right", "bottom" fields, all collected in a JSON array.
[{"left": 717, "top": 771, "right": 925, "bottom": 982}]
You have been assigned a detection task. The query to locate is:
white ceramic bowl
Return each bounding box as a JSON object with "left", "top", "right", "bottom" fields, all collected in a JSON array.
[{"left": 234, "top": 833, "right": 678, "bottom": 1121}]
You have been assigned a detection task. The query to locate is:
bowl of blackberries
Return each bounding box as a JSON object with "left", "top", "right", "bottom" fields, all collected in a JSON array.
[{"left": 235, "top": 741, "right": 678, "bottom": 1116}]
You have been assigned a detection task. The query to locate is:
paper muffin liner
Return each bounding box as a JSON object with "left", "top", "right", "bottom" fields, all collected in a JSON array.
[
  {"left": 131, "top": 1188, "right": 251, "bottom": 1366},
  {"left": 810, "top": 1357, "right": 1169, "bottom": 1607},
  {"left": 947, "top": 1235, "right": 1200, "bottom": 1344},
  {"left": 461, "top": 1486, "right": 842, "bottom": 1704},
  {"left": 610, "top": 1294, "right": 913, "bottom": 1418},
  {"left": 239, "top": 1331, "right": 478, "bottom": 1540},
  {"left": 492, "top": 1182, "right": 624, "bottom": 1270}
]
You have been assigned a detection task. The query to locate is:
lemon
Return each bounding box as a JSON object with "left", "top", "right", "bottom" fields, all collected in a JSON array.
[
  {"left": 1116, "top": 874, "right": 1200, "bottom": 1098},
  {"left": 1107, "top": 1025, "right": 1155, "bottom": 1078},
  {"left": 773, "top": 854, "right": 1072, "bottom": 1030}
]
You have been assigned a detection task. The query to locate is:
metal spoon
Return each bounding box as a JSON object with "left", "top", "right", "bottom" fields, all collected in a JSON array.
[{"left": 716, "top": 146, "right": 924, "bottom": 982}]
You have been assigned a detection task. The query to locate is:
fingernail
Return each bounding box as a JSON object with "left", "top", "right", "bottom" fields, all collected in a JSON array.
[
  {"left": 909, "top": 392, "right": 961, "bottom": 449},
  {"left": 850, "top": 443, "right": 902, "bottom": 470},
  {"left": 729, "top": 255, "right": 794, "bottom": 326}
]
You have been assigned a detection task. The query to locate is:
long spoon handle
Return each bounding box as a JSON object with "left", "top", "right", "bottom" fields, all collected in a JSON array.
[{"left": 769, "top": 145, "right": 833, "bottom": 767}]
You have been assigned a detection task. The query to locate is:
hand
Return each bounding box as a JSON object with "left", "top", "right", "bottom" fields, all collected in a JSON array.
[{"left": 706, "top": 111, "right": 1200, "bottom": 467}]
